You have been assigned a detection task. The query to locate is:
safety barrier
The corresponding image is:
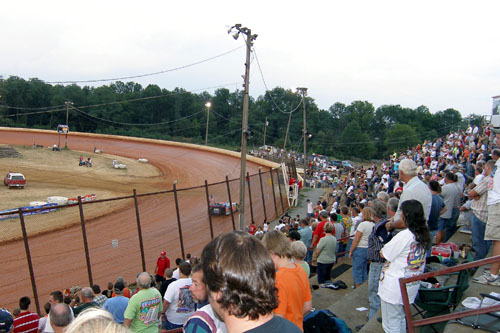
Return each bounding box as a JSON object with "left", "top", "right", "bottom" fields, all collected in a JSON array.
[
  {"left": 0, "top": 167, "right": 289, "bottom": 315},
  {"left": 401, "top": 255, "right": 500, "bottom": 333}
]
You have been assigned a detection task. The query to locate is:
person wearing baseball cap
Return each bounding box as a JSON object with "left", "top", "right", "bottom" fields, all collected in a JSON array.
[
  {"left": 103, "top": 282, "right": 129, "bottom": 324},
  {"left": 0, "top": 308, "right": 13, "bottom": 333},
  {"left": 155, "top": 251, "right": 170, "bottom": 286}
]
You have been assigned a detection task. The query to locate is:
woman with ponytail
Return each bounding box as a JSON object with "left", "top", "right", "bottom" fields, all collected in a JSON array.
[{"left": 378, "top": 199, "right": 431, "bottom": 333}]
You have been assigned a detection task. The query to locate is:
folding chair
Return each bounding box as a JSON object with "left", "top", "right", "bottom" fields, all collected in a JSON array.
[{"left": 413, "top": 269, "right": 470, "bottom": 333}]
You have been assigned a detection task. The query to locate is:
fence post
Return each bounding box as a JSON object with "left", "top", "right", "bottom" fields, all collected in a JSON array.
[
  {"left": 133, "top": 189, "right": 146, "bottom": 272},
  {"left": 258, "top": 169, "right": 267, "bottom": 221},
  {"left": 270, "top": 168, "right": 278, "bottom": 219},
  {"left": 276, "top": 169, "right": 285, "bottom": 214},
  {"left": 173, "top": 184, "right": 186, "bottom": 260},
  {"left": 77, "top": 196, "right": 93, "bottom": 286},
  {"left": 226, "top": 176, "right": 236, "bottom": 231},
  {"left": 246, "top": 172, "right": 255, "bottom": 223},
  {"left": 204, "top": 180, "right": 214, "bottom": 240},
  {"left": 18, "top": 208, "right": 41, "bottom": 316}
]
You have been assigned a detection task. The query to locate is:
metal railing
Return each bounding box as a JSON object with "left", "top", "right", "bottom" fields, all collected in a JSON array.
[
  {"left": 401, "top": 255, "right": 500, "bottom": 333},
  {"left": 0, "top": 167, "right": 289, "bottom": 315}
]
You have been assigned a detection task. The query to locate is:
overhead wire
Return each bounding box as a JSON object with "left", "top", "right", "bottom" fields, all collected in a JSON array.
[
  {"left": 44, "top": 45, "right": 245, "bottom": 84},
  {"left": 252, "top": 47, "right": 303, "bottom": 115}
]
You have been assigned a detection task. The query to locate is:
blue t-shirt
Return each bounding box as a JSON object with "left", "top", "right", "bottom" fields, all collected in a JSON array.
[
  {"left": 428, "top": 194, "right": 445, "bottom": 231},
  {"left": 103, "top": 296, "right": 129, "bottom": 324}
]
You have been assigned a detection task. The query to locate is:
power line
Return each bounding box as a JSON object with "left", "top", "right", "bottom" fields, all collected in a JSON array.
[
  {"left": 45, "top": 46, "right": 245, "bottom": 84},
  {"left": 71, "top": 105, "right": 205, "bottom": 127},
  {"left": 252, "top": 47, "right": 303, "bottom": 115},
  {"left": 0, "top": 107, "right": 67, "bottom": 117}
]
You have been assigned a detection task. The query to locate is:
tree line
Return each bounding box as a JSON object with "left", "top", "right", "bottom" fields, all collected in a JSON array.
[{"left": 0, "top": 76, "right": 483, "bottom": 160}]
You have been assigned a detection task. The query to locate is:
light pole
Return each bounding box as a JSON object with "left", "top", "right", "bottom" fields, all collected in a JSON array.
[
  {"left": 297, "top": 87, "right": 308, "bottom": 178},
  {"left": 228, "top": 24, "right": 257, "bottom": 231},
  {"left": 65, "top": 101, "right": 73, "bottom": 149},
  {"left": 263, "top": 116, "right": 268, "bottom": 147},
  {"left": 204, "top": 101, "right": 211, "bottom": 145}
]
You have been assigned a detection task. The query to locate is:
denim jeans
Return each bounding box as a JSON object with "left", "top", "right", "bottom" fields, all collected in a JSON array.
[
  {"left": 471, "top": 213, "right": 491, "bottom": 261},
  {"left": 445, "top": 207, "right": 460, "bottom": 242},
  {"left": 317, "top": 262, "right": 334, "bottom": 284},
  {"left": 368, "top": 261, "right": 384, "bottom": 319},
  {"left": 352, "top": 247, "right": 368, "bottom": 285},
  {"left": 164, "top": 319, "right": 183, "bottom": 330},
  {"left": 306, "top": 249, "right": 313, "bottom": 263},
  {"left": 381, "top": 300, "right": 406, "bottom": 333}
]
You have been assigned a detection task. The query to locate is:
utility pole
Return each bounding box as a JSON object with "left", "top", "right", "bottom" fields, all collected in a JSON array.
[
  {"left": 228, "top": 24, "right": 257, "bottom": 231},
  {"left": 65, "top": 101, "right": 73, "bottom": 149},
  {"left": 297, "top": 87, "right": 308, "bottom": 179},
  {"left": 263, "top": 116, "right": 268, "bottom": 147},
  {"left": 283, "top": 111, "right": 292, "bottom": 156},
  {"left": 205, "top": 101, "right": 211, "bottom": 145}
]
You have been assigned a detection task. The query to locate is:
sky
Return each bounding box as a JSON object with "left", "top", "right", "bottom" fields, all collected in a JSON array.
[{"left": 1, "top": 0, "right": 499, "bottom": 117}]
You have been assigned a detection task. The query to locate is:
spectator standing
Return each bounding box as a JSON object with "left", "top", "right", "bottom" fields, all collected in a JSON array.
[
  {"left": 262, "top": 230, "right": 312, "bottom": 330},
  {"left": 73, "top": 288, "right": 98, "bottom": 317},
  {"left": 91, "top": 285, "right": 107, "bottom": 308},
  {"left": 44, "top": 291, "right": 74, "bottom": 333},
  {"left": 155, "top": 251, "right": 170, "bottom": 286},
  {"left": 314, "top": 222, "right": 337, "bottom": 284},
  {"left": 428, "top": 181, "right": 446, "bottom": 246},
  {"left": 291, "top": 241, "right": 310, "bottom": 278},
  {"left": 159, "top": 268, "right": 177, "bottom": 298},
  {"left": 366, "top": 200, "right": 390, "bottom": 320},
  {"left": 48, "top": 304, "right": 72, "bottom": 333},
  {"left": 13, "top": 297, "right": 39, "bottom": 333},
  {"left": 378, "top": 200, "right": 430, "bottom": 333},
  {"left": 112, "top": 277, "right": 131, "bottom": 298},
  {"left": 162, "top": 262, "right": 195, "bottom": 330},
  {"left": 298, "top": 219, "right": 312, "bottom": 262},
  {"left": 467, "top": 160, "right": 494, "bottom": 261},
  {"left": 102, "top": 282, "right": 129, "bottom": 324},
  {"left": 476, "top": 143, "right": 500, "bottom": 286},
  {"left": 184, "top": 264, "right": 227, "bottom": 333},
  {"left": 201, "top": 231, "right": 301, "bottom": 332},
  {"left": 248, "top": 221, "right": 257, "bottom": 235},
  {"left": 349, "top": 207, "right": 375, "bottom": 288},
  {"left": 386, "top": 159, "right": 432, "bottom": 233},
  {"left": 124, "top": 272, "right": 163, "bottom": 332}
]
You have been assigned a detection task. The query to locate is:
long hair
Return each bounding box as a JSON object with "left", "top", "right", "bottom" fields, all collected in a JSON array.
[{"left": 401, "top": 200, "right": 432, "bottom": 251}]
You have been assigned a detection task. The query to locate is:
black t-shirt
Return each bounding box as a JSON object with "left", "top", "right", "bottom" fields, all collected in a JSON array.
[
  {"left": 245, "top": 315, "right": 301, "bottom": 332},
  {"left": 159, "top": 278, "right": 177, "bottom": 298}
]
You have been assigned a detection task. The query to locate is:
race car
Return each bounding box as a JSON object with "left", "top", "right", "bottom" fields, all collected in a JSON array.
[{"left": 209, "top": 202, "right": 239, "bottom": 216}]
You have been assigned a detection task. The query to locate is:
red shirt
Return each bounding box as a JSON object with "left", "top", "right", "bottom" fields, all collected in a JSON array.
[
  {"left": 248, "top": 224, "right": 257, "bottom": 235},
  {"left": 156, "top": 256, "right": 170, "bottom": 277},
  {"left": 13, "top": 311, "right": 39, "bottom": 333},
  {"left": 312, "top": 220, "right": 327, "bottom": 247}
]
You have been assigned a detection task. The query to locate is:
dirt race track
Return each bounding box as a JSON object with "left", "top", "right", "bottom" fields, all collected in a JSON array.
[{"left": 0, "top": 128, "right": 285, "bottom": 312}]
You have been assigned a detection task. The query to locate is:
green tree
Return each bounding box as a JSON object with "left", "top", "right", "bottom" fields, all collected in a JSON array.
[{"left": 384, "top": 123, "right": 419, "bottom": 155}]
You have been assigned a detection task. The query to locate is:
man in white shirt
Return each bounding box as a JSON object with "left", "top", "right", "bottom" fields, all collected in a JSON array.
[
  {"left": 162, "top": 262, "right": 195, "bottom": 330},
  {"left": 386, "top": 159, "right": 432, "bottom": 233}
]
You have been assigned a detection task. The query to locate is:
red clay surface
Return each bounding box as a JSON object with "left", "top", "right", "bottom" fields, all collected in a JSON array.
[{"left": 0, "top": 129, "right": 287, "bottom": 312}]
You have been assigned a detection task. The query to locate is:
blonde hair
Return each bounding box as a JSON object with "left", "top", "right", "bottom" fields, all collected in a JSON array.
[
  {"left": 324, "top": 222, "right": 334, "bottom": 234},
  {"left": 261, "top": 230, "right": 293, "bottom": 258},
  {"left": 291, "top": 241, "right": 307, "bottom": 260},
  {"left": 65, "top": 308, "right": 130, "bottom": 333},
  {"left": 362, "top": 207, "right": 372, "bottom": 222}
]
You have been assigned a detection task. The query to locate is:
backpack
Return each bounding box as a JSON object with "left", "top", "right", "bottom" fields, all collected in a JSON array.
[{"left": 303, "top": 310, "right": 351, "bottom": 333}]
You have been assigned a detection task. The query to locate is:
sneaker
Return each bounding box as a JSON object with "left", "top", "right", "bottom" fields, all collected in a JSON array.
[
  {"left": 473, "top": 270, "right": 491, "bottom": 282},
  {"left": 487, "top": 274, "right": 500, "bottom": 286},
  {"left": 474, "top": 272, "right": 500, "bottom": 286}
]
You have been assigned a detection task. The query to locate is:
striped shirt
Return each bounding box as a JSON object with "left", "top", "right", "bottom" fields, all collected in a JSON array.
[
  {"left": 471, "top": 176, "right": 489, "bottom": 223},
  {"left": 13, "top": 311, "right": 39, "bottom": 333},
  {"left": 367, "top": 218, "right": 389, "bottom": 263}
]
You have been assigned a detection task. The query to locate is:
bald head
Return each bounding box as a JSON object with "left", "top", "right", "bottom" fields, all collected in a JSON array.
[
  {"left": 50, "top": 303, "right": 72, "bottom": 328},
  {"left": 137, "top": 272, "right": 151, "bottom": 289}
]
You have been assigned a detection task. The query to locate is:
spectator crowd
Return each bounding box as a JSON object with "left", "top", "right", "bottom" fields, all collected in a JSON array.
[{"left": 2, "top": 122, "right": 500, "bottom": 333}]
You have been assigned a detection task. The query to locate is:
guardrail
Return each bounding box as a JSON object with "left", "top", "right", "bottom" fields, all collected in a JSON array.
[{"left": 401, "top": 255, "right": 500, "bottom": 333}]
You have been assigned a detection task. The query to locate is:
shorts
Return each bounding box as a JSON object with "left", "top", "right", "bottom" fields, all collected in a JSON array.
[
  {"left": 486, "top": 203, "right": 500, "bottom": 241},
  {"left": 155, "top": 274, "right": 165, "bottom": 283}
]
